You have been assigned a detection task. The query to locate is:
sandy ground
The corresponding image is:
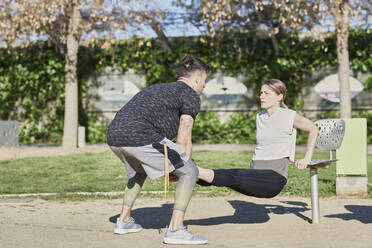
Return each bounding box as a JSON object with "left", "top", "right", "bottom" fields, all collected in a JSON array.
[
  {"left": 0, "top": 144, "right": 257, "bottom": 161},
  {"left": 0, "top": 144, "right": 110, "bottom": 160},
  {"left": 1, "top": 145, "right": 371, "bottom": 247},
  {"left": 0, "top": 144, "right": 255, "bottom": 161},
  {"left": 0, "top": 195, "right": 371, "bottom": 248}
]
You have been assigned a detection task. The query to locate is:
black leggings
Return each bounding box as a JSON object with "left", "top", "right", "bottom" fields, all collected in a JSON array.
[{"left": 198, "top": 169, "right": 287, "bottom": 198}]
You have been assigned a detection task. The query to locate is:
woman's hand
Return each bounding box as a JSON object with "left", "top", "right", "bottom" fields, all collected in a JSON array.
[{"left": 295, "top": 158, "right": 310, "bottom": 170}]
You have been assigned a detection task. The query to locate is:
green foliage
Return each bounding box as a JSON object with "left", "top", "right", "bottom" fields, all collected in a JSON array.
[
  {"left": 86, "top": 114, "right": 108, "bottom": 144},
  {"left": 192, "top": 111, "right": 256, "bottom": 144},
  {"left": 295, "top": 130, "right": 308, "bottom": 145},
  {"left": 319, "top": 110, "right": 340, "bottom": 119},
  {"left": 0, "top": 45, "right": 65, "bottom": 143},
  {"left": 192, "top": 111, "right": 222, "bottom": 144},
  {"left": 364, "top": 75, "right": 372, "bottom": 90},
  {"left": 224, "top": 112, "right": 257, "bottom": 143},
  {"left": 353, "top": 110, "right": 372, "bottom": 144},
  {"left": 0, "top": 29, "right": 371, "bottom": 144}
]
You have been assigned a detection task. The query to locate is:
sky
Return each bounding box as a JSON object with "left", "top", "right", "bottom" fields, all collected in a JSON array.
[
  {"left": 130, "top": 0, "right": 371, "bottom": 38},
  {"left": 0, "top": 0, "right": 199, "bottom": 46},
  {"left": 123, "top": 0, "right": 201, "bottom": 38},
  {"left": 5, "top": 0, "right": 370, "bottom": 44}
]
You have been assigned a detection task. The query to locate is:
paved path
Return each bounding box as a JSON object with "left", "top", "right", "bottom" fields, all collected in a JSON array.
[{"left": 1, "top": 195, "right": 371, "bottom": 248}]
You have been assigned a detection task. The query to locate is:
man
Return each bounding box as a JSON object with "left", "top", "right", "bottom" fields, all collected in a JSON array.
[{"left": 107, "top": 55, "right": 210, "bottom": 245}]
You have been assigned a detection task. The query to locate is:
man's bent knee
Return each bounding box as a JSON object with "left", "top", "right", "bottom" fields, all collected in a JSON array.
[
  {"left": 172, "top": 159, "right": 198, "bottom": 181},
  {"left": 127, "top": 173, "right": 147, "bottom": 188}
]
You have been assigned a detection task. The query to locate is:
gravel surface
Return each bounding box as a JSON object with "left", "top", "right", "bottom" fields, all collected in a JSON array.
[{"left": 0, "top": 196, "right": 371, "bottom": 248}]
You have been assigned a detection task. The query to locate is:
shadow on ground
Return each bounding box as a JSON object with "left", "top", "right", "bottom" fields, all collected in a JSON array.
[
  {"left": 109, "top": 200, "right": 311, "bottom": 229},
  {"left": 185, "top": 200, "right": 311, "bottom": 226},
  {"left": 325, "top": 205, "right": 372, "bottom": 224},
  {"left": 109, "top": 204, "right": 173, "bottom": 229}
]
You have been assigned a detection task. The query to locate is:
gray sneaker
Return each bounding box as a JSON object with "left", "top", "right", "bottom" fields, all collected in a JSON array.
[
  {"left": 114, "top": 217, "right": 142, "bottom": 234},
  {"left": 163, "top": 226, "right": 208, "bottom": 245}
]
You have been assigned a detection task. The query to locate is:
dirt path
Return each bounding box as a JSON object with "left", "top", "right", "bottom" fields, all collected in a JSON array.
[
  {"left": 0, "top": 145, "right": 110, "bottom": 160},
  {"left": 0, "top": 144, "right": 255, "bottom": 161},
  {"left": 1, "top": 195, "right": 371, "bottom": 248},
  {"left": 1, "top": 145, "right": 371, "bottom": 247}
]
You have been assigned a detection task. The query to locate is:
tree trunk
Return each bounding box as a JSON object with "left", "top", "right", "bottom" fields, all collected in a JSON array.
[
  {"left": 147, "top": 17, "right": 170, "bottom": 53},
  {"left": 270, "top": 35, "right": 279, "bottom": 56},
  {"left": 335, "top": 0, "right": 351, "bottom": 118},
  {"left": 62, "top": 2, "right": 81, "bottom": 150}
]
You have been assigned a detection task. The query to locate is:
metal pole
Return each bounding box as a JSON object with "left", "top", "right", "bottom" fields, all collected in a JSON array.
[
  {"left": 77, "top": 126, "right": 86, "bottom": 148},
  {"left": 310, "top": 168, "right": 320, "bottom": 224}
]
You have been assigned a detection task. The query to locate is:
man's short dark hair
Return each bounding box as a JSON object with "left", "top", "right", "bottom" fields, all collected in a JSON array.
[{"left": 176, "top": 55, "right": 211, "bottom": 78}]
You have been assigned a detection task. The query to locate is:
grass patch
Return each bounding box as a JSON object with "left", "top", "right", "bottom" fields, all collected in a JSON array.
[{"left": 0, "top": 151, "right": 371, "bottom": 199}]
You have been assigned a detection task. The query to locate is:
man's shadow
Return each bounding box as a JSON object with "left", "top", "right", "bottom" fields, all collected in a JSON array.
[
  {"left": 109, "top": 200, "right": 311, "bottom": 229},
  {"left": 109, "top": 203, "right": 173, "bottom": 229},
  {"left": 325, "top": 205, "right": 372, "bottom": 224}
]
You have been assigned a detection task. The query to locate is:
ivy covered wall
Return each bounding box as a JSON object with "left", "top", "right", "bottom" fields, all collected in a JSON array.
[{"left": 0, "top": 29, "right": 371, "bottom": 144}]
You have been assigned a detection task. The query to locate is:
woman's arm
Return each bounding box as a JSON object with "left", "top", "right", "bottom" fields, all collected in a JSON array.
[
  {"left": 293, "top": 113, "right": 318, "bottom": 169},
  {"left": 176, "top": 114, "right": 194, "bottom": 158}
]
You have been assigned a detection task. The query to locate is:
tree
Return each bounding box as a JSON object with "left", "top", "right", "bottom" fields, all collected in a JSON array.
[
  {"left": 174, "top": 0, "right": 371, "bottom": 118},
  {"left": 174, "top": 1, "right": 322, "bottom": 56},
  {"left": 0, "top": 0, "right": 161, "bottom": 149}
]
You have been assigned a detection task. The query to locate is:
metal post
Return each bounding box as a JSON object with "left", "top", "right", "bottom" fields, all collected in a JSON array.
[
  {"left": 0, "top": 121, "right": 19, "bottom": 146},
  {"left": 78, "top": 126, "right": 86, "bottom": 148},
  {"left": 310, "top": 168, "right": 320, "bottom": 224}
]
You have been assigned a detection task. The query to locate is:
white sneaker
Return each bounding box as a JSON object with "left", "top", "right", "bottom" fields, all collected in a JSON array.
[
  {"left": 163, "top": 226, "right": 208, "bottom": 245},
  {"left": 114, "top": 217, "right": 142, "bottom": 234}
]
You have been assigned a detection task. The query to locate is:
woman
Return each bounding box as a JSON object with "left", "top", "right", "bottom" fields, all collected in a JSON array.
[{"left": 196, "top": 79, "right": 318, "bottom": 198}]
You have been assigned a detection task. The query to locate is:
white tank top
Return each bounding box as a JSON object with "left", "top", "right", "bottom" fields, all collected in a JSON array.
[{"left": 252, "top": 108, "right": 297, "bottom": 162}]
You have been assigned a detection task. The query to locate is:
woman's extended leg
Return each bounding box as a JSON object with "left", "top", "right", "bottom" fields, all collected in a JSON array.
[
  {"left": 197, "top": 167, "right": 287, "bottom": 198},
  {"left": 197, "top": 167, "right": 214, "bottom": 183}
]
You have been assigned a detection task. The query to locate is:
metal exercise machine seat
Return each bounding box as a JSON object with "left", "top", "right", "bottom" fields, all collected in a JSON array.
[{"left": 309, "top": 119, "right": 345, "bottom": 224}]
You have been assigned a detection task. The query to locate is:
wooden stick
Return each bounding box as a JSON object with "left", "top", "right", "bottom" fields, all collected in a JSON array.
[{"left": 163, "top": 143, "right": 169, "bottom": 201}]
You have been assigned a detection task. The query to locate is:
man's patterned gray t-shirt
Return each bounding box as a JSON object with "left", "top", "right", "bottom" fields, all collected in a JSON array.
[{"left": 107, "top": 81, "right": 200, "bottom": 147}]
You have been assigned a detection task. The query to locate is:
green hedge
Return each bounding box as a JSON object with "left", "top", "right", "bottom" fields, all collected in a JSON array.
[
  {"left": 192, "top": 111, "right": 257, "bottom": 144},
  {"left": 74, "top": 109, "right": 372, "bottom": 145},
  {"left": 0, "top": 29, "right": 371, "bottom": 144}
]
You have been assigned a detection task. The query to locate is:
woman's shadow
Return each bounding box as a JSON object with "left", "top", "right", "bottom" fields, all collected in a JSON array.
[
  {"left": 109, "top": 200, "right": 311, "bottom": 229},
  {"left": 325, "top": 205, "right": 372, "bottom": 224}
]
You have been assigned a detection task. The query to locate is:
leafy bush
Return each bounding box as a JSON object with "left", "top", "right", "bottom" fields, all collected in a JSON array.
[
  {"left": 192, "top": 111, "right": 223, "bottom": 144},
  {"left": 0, "top": 29, "right": 371, "bottom": 144},
  {"left": 192, "top": 111, "right": 257, "bottom": 144},
  {"left": 354, "top": 110, "right": 372, "bottom": 144},
  {"left": 87, "top": 114, "right": 108, "bottom": 144}
]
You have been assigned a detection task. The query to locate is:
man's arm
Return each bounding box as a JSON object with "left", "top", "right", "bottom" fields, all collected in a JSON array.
[{"left": 176, "top": 114, "right": 194, "bottom": 158}]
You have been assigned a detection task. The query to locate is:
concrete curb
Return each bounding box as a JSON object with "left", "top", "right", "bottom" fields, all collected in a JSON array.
[{"left": 0, "top": 190, "right": 221, "bottom": 199}]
